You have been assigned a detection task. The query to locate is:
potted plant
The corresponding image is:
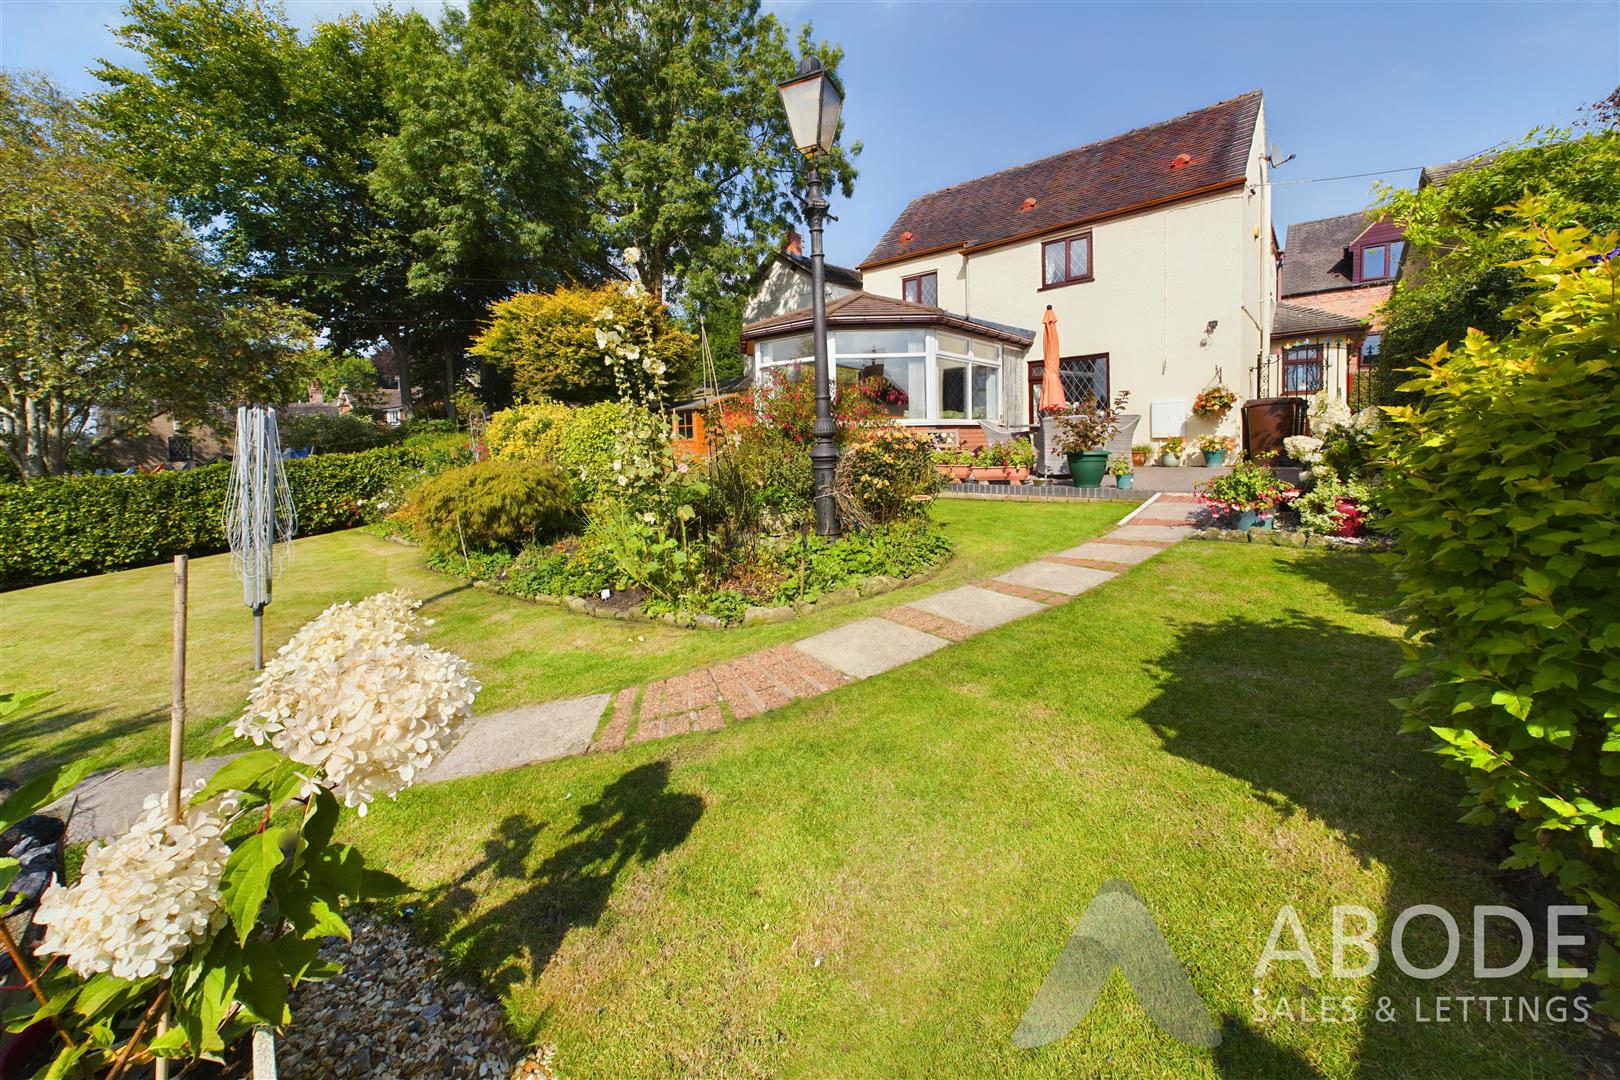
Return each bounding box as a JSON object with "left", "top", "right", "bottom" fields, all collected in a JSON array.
[
  {"left": 1130, "top": 443, "right": 1153, "bottom": 467},
  {"left": 1192, "top": 384, "right": 1237, "bottom": 418},
  {"left": 1107, "top": 454, "right": 1135, "bottom": 490},
  {"left": 949, "top": 447, "right": 973, "bottom": 481},
  {"left": 970, "top": 444, "right": 1009, "bottom": 482},
  {"left": 1006, "top": 440, "right": 1035, "bottom": 484},
  {"left": 1194, "top": 457, "right": 1297, "bottom": 530},
  {"left": 1052, "top": 390, "right": 1131, "bottom": 487},
  {"left": 1196, "top": 434, "right": 1236, "bottom": 467},
  {"left": 1160, "top": 435, "right": 1185, "bottom": 467},
  {"left": 932, "top": 447, "right": 955, "bottom": 480}
]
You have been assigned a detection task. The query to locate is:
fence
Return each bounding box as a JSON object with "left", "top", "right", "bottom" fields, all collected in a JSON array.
[{"left": 1253, "top": 341, "right": 1385, "bottom": 411}]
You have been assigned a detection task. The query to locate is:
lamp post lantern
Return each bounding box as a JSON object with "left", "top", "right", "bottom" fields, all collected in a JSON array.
[{"left": 778, "top": 55, "right": 844, "bottom": 538}]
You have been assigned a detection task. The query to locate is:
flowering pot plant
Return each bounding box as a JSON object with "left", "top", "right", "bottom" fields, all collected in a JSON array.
[
  {"left": 1130, "top": 443, "right": 1152, "bottom": 467},
  {"left": 1194, "top": 457, "right": 1298, "bottom": 529},
  {"left": 969, "top": 443, "right": 1009, "bottom": 482},
  {"left": 1005, "top": 440, "right": 1035, "bottom": 483},
  {"left": 1191, "top": 384, "right": 1237, "bottom": 417},
  {"left": 1195, "top": 434, "right": 1236, "bottom": 466},
  {"left": 1107, "top": 453, "right": 1135, "bottom": 489},
  {"left": 1052, "top": 391, "right": 1130, "bottom": 487},
  {"left": 6, "top": 592, "right": 477, "bottom": 1077},
  {"left": 1160, "top": 436, "right": 1185, "bottom": 465}
]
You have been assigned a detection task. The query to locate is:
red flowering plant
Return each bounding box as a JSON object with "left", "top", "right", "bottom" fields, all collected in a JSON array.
[
  {"left": 1192, "top": 384, "right": 1237, "bottom": 417},
  {"left": 1194, "top": 456, "right": 1298, "bottom": 521},
  {"left": 731, "top": 365, "right": 890, "bottom": 446}
]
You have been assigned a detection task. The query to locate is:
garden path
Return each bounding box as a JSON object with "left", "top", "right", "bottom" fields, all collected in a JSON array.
[{"left": 60, "top": 496, "right": 1198, "bottom": 843}]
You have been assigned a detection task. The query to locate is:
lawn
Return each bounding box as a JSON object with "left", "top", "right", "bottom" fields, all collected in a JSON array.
[
  {"left": 0, "top": 498, "right": 1127, "bottom": 777},
  {"left": 341, "top": 542, "right": 1591, "bottom": 1079}
]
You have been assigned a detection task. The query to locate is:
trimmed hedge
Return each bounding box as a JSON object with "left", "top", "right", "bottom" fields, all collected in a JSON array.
[{"left": 0, "top": 446, "right": 430, "bottom": 589}]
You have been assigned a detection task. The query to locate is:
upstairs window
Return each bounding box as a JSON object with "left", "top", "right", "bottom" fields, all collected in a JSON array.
[
  {"left": 1042, "top": 232, "right": 1093, "bottom": 288},
  {"left": 1356, "top": 241, "right": 1405, "bottom": 282},
  {"left": 902, "top": 271, "right": 938, "bottom": 306}
]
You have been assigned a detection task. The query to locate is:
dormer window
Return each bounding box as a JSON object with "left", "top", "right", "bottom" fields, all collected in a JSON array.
[{"left": 1357, "top": 240, "right": 1404, "bottom": 282}]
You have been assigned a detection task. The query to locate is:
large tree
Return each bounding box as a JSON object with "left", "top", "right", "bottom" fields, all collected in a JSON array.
[
  {"left": 543, "top": 0, "right": 859, "bottom": 310},
  {"left": 1372, "top": 110, "right": 1620, "bottom": 396},
  {"left": 93, "top": 0, "right": 598, "bottom": 420},
  {"left": 0, "top": 72, "right": 313, "bottom": 478}
]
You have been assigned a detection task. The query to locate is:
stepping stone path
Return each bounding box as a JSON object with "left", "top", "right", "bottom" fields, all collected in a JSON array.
[{"left": 57, "top": 496, "right": 1200, "bottom": 840}]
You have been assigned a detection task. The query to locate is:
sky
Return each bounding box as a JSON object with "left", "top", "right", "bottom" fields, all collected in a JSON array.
[{"left": 2, "top": 0, "right": 1617, "bottom": 269}]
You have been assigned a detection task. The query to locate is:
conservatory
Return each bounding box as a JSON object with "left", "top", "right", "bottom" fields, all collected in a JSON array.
[{"left": 740, "top": 292, "right": 1035, "bottom": 437}]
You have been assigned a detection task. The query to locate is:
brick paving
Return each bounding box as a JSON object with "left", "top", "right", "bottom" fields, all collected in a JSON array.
[
  {"left": 881, "top": 604, "right": 979, "bottom": 642},
  {"left": 1043, "top": 555, "right": 1132, "bottom": 573},
  {"left": 973, "top": 578, "right": 1070, "bottom": 606},
  {"left": 590, "top": 687, "right": 638, "bottom": 753}
]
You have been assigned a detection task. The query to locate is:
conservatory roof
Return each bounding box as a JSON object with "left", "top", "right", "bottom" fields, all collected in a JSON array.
[{"left": 741, "top": 291, "right": 1035, "bottom": 348}]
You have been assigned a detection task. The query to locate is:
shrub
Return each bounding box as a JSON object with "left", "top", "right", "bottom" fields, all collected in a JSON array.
[
  {"left": 1051, "top": 390, "right": 1131, "bottom": 454},
  {"left": 484, "top": 400, "right": 572, "bottom": 462},
  {"left": 407, "top": 460, "right": 577, "bottom": 555},
  {"left": 0, "top": 446, "right": 431, "bottom": 588},
  {"left": 839, "top": 428, "right": 938, "bottom": 524},
  {"left": 276, "top": 411, "right": 391, "bottom": 454},
  {"left": 1290, "top": 466, "right": 1377, "bottom": 535},
  {"left": 1380, "top": 219, "right": 1620, "bottom": 1014},
  {"left": 469, "top": 283, "right": 697, "bottom": 404},
  {"left": 768, "top": 519, "right": 951, "bottom": 604}
]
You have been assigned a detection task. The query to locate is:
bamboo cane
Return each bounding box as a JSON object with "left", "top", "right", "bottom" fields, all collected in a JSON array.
[{"left": 155, "top": 555, "right": 188, "bottom": 1080}]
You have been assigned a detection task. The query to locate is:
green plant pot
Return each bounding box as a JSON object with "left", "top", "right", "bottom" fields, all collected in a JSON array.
[
  {"left": 1114, "top": 474, "right": 1134, "bottom": 490},
  {"left": 1066, "top": 450, "right": 1110, "bottom": 487},
  {"left": 1203, "top": 449, "right": 1228, "bottom": 467}
]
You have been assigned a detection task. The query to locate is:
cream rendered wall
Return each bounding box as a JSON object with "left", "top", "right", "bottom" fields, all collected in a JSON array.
[
  {"left": 861, "top": 109, "right": 1271, "bottom": 449},
  {"left": 742, "top": 259, "right": 856, "bottom": 323}
]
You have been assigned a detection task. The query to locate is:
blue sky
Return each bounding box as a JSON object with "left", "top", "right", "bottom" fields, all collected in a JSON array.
[{"left": 3, "top": 0, "right": 1617, "bottom": 268}]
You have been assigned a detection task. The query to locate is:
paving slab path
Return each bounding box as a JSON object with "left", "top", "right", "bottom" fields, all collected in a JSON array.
[{"left": 58, "top": 495, "right": 1200, "bottom": 841}]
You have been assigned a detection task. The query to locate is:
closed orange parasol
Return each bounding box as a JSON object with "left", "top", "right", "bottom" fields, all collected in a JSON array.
[{"left": 1040, "top": 305, "right": 1066, "bottom": 412}]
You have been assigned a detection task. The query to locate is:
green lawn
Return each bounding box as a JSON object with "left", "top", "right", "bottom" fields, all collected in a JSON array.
[
  {"left": 0, "top": 499, "right": 1126, "bottom": 777},
  {"left": 342, "top": 543, "right": 1589, "bottom": 1079}
]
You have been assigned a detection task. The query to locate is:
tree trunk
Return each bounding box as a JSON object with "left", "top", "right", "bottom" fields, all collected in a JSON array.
[
  {"left": 444, "top": 353, "right": 457, "bottom": 425},
  {"left": 392, "top": 336, "right": 414, "bottom": 423}
]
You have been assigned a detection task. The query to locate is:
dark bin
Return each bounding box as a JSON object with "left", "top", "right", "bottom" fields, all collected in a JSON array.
[{"left": 1241, "top": 396, "right": 1309, "bottom": 465}]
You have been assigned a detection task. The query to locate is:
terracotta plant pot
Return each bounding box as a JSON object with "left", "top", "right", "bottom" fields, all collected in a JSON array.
[
  {"left": 935, "top": 464, "right": 954, "bottom": 478},
  {"left": 971, "top": 466, "right": 1009, "bottom": 482},
  {"left": 1131, "top": 450, "right": 1148, "bottom": 466},
  {"left": 1007, "top": 467, "right": 1030, "bottom": 484},
  {"left": 951, "top": 464, "right": 972, "bottom": 481}
]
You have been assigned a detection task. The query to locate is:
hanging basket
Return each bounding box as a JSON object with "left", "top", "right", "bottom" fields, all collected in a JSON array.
[{"left": 1192, "top": 385, "right": 1237, "bottom": 417}]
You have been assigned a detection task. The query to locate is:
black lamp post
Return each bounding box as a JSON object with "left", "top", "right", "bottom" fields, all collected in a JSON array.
[{"left": 778, "top": 55, "right": 844, "bottom": 538}]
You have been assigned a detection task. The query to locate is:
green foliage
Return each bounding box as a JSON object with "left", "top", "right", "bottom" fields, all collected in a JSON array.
[
  {"left": 1292, "top": 466, "right": 1377, "bottom": 535},
  {"left": 1051, "top": 391, "right": 1132, "bottom": 454},
  {"left": 471, "top": 283, "right": 697, "bottom": 404},
  {"left": 768, "top": 520, "right": 951, "bottom": 605},
  {"left": 276, "top": 411, "right": 391, "bottom": 454},
  {"left": 310, "top": 353, "right": 382, "bottom": 402},
  {"left": 1193, "top": 457, "right": 1295, "bottom": 516},
  {"left": 407, "top": 460, "right": 578, "bottom": 556},
  {"left": 1373, "top": 126, "right": 1620, "bottom": 396},
  {"left": 483, "top": 400, "right": 572, "bottom": 460},
  {"left": 0, "top": 446, "right": 431, "bottom": 588},
  {"left": 18, "top": 755, "right": 403, "bottom": 1074},
  {"left": 0, "top": 71, "right": 316, "bottom": 478},
  {"left": 1379, "top": 219, "right": 1620, "bottom": 1015},
  {"left": 839, "top": 429, "right": 939, "bottom": 524}
]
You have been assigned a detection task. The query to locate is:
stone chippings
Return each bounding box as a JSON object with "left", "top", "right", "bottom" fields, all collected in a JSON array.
[{"left": 277, "top": 916, "right": 556, "bottom": 1080}]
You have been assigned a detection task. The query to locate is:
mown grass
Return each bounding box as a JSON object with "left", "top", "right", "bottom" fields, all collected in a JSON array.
[
  {"left": 0, "top": 499, "right": 1127, "bottom": 777},
  {"left": 341, "top": 543, "right": 1588, "bottom": 1079}
]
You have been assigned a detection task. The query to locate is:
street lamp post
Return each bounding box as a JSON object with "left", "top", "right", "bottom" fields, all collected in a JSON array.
[{"left": 778, "top": 56, "right": 844, "bottom": 538}]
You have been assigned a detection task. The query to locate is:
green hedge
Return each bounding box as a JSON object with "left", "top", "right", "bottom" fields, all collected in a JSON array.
[{"left": 0, "top": 446, "right": 431, "bottom": 589}]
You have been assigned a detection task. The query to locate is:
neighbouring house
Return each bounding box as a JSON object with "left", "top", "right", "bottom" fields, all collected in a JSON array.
[
  {"left": 739, "top": 91, "right": 1275, "bottom": 452},
  {"left": 1269, "top": 212, "right": 1406, "bottom": 400},
  {"left": 740, "top": 233, "right": 863, "bottom": 325},
  {"left": 283, "top": 382, "right": 406, "bottom": 427}
]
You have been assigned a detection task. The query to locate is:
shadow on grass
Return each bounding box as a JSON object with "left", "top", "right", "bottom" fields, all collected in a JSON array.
[
  {"left": 0, "top": 700, "right": 165, "bottom": 781},
  {"left": 1140, "top": 609, "right": 1577, "bottom": 1079},
  {"left": 1271, "top": 550, "right": 1401, "bottom": 620},
  {"left": 424, "top": 760, "right": 703, "bottom": 1004}
]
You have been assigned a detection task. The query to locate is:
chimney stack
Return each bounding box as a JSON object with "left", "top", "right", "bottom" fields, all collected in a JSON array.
[
  {"left": 784, "top": 230, "right": 803, "bottom": 256},
  {"left": 308, "top": 380, "right": 323, "bottom": 404}
]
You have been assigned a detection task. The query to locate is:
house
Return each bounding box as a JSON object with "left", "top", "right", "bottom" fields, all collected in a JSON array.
[
  {"left": 1269, "top": 212, "right": 1406, "bottom": 399},
  {"left": 741, "top": 234, "right": 863, "bottom": 325},
  {"left": 284, "top": 382, "right": 406, "bottom": 427},
  {"left": 739, "top": 92, "right": 1274, "bottom": 452}
]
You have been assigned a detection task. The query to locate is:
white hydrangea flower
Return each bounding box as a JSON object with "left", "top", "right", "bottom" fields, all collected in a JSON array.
[
  {"left": 235, "top": 592, "right": 479, "bottom": 815},
  {"left": 34, "top": 784, "right": 234, "bottom": 980},
  {"left": 1284, "top": 435, "right": 1324, "bottom": 464},
  {"left": 623, "top": 246, "right": 642, "bottom": 266},
  {"left": 1352, "top": 406, "right": 1382, "bottom": 433},
  {"left": 1308, "top": 393, "right": 1352, "bottom": 436}
]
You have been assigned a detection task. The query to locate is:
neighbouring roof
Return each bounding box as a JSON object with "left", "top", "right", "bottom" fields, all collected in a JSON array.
[
  {"left": 672, "top": 376, "right": 749, "bottom": 413},
  {"left": 741, "top": 291, "right": 1035, "bottom": 347},
  {"left": 1419, "top": 154, "right": 1493, "bottom": 189},
  {"left": 1272, "top": 301, "right": 1365, "bottom": 337},
  {"left": 766, "top": 250, "right": 864, "bottom": 290},
  {"left": 859, "top": 91, "right": 1263, "bottom": 269},
  {"left": 1279, "top": 212, "right": 1381, "bottom": 296}
]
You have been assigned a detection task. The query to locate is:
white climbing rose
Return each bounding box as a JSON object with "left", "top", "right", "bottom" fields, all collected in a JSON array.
[
  {"left": 235, "top": 591, "right": 479, "bottom": 815},
  {"left": 34, "top": 784, "right": 234, "bottom": 980}
]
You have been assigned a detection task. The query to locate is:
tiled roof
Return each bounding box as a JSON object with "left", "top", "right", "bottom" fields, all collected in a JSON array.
[
  {"left": 741, "top": 291, "right": 1035, "bottom": 346},
  {"left": 774, "top": 251, "right": 864, "bottom": 290},
  {"left": 1279, "top": 212, "right": 1371, "bottom": 296},
  {"left": 1272, "top": 301, "right": 1365, "bottom": 337},
  {"left": 1419, "top": 154, "right": 1493, "bottom": 189},
  {"left": 859, "top": 92, "right": 1262, "bottom": 269}
]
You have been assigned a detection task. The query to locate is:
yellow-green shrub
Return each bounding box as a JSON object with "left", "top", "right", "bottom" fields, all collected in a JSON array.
[
  {"left": 407, "top": 460, "right": 578, "bottom": 555},
  {"left": 484, "top": 400, "right": 572, "bottom": 462}
]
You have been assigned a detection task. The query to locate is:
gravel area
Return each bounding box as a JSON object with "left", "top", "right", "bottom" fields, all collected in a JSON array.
[{"left": 276, "top": 915, "right": 555, "bottom": 1079}]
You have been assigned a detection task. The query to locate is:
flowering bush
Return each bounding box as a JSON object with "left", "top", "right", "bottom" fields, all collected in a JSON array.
[
  {"left": 1307, "top": 392, "right": 1352, "bottom": 435},
  {"left": 1195, "top": 434, "right": 1235, "bottom": 454},
  {"left": 1291, "top": 465, "right": 1377, "bottom": 535},
  {"left": 483, "top": 399, "right": 573, "bottom": 462},
  {"left": 35, "top": 784, "right": 232, "bottom": 980},
  {"left": 1161, "top": 436, "right": 1186, "bottom": 459},
  {"left": 1283, "top": 434, "right": 1324, "bottom": 464},
  {"left": 11, "top": 591, "right": 471, "bottom": 1073},
  {"left": 1052, "top": 390, "right": 1132, "bottom": 454},
  {"left": 838, "top": 428, "right": 939, "bottom": 524},
  {"left": 1192, "top": 384, "right": 1237, "bottom": 416},
  {"left": 1194, "top": 457, "right": 1297, "bottom": 518},
  {"left": 236, "top": 591, "right": 479, "bottom": 814}
]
